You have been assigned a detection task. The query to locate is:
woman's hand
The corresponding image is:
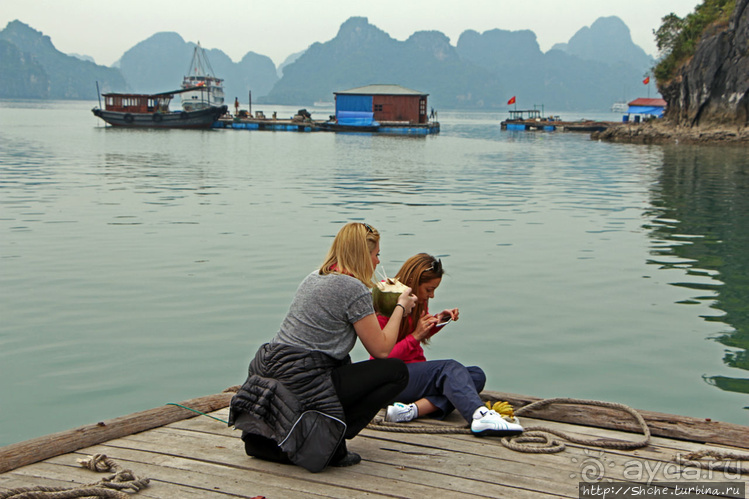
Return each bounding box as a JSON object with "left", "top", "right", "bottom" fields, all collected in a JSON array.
[
  {"left": 355, "top": 287, "right": 417, "bottom": 358},
  {"left": 438, "top": 308, "right": 459, "bottom": 321},
  {"left": 397, "top": 287, "right": 417, "bottom": 314},
  {"left": 412, "top": 313, "right": 438, "bottom": 341}
]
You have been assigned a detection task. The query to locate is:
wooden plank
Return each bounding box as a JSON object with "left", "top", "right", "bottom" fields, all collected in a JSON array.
[
  {"left": 90, "top": 424, "right": 572, "bottom": 498},
  {"left": 162, "top": 418, "right": 578, "bottom": 497},
  {"left": 481, "top": 390, "right": 749, "bottom": 449},
  {"left": 0, "top": 392, "right": 233, "bottom": 474},
  {"left": 68, "top": 441, "right": 521, "bottom": 499}
]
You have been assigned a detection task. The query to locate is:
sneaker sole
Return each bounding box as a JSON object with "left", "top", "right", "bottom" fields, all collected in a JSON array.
[{"left": 471, "top": 428, "right": 524, "bottom": 437}]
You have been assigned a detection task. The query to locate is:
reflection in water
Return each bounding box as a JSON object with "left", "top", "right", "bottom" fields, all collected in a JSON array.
[{"left": 646, "top": 145, "right": 749, "bottom": 400}]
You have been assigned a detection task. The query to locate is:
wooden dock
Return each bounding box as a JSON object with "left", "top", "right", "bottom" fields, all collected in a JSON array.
[{"left": 1, "top": 389, "right": 747, "bottom": 498}]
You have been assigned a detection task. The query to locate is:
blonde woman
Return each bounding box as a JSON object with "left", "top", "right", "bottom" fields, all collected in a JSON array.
[{"left": 230, "top": 223, "right": 417, "bottom": 471}]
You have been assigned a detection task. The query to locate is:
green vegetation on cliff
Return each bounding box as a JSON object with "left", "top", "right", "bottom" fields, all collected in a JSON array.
[{"left": 654, "top": 0, "right": 736, "bottom": 82}]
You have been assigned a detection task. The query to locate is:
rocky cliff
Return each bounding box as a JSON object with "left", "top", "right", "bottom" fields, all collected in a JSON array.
[{"left": 660, "top": 0, "right": 749, "bottom": 127}]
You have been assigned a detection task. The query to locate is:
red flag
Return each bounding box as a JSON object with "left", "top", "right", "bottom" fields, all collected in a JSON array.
[
  {"left": 643, "top": 76, "right": 650, "bottom": 85},
  {"left": 507, "top": 96, "right": 516, "bottom": 105}
]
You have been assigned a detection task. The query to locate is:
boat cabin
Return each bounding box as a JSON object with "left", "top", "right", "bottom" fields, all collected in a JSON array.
[
  {"left": 334, "top": 84, "right": 430, "bottom": 126},
  {"left": 507, "top": 109, "right": 542, "bottom": 121},
  {"left": 102, "top": 90, "right": 177, "bottom": 114}
]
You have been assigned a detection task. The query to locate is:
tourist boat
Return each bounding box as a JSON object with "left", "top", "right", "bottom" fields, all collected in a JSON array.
[
  {"left": 92, "top": 88, "right": 228, "bottom": 129},
  {"left": 180, "top": 43, "right": 225, "bottom": 112}
]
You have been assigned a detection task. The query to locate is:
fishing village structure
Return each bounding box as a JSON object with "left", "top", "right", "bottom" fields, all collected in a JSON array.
[
  {"left": 215, "top": 84, "right": 440, "bottom": 135},
  {"left": 622, "top": 98, "right": 667, "bottom": 123},
  {"left": 500, "top": 109, "right": 617, "bottom": 133},
  {"left": 1, "top": 388, "right": 747, "bottom": 497}
]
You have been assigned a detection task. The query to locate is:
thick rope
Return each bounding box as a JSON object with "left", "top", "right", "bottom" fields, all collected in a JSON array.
[
  {"left": 0, "top": 454, "right": 149, "bottom": 499},
  {"left": 674, "top": 449, "right": 749, "bottom": 475},
  {"left": 503, "top": 397, "right": 651, "bottom": 453},
  {"left": 367, "top": 397, "right": 650, "bottom": 455},
  {"left": 368, "top": 397, "right": 749, "bottom": 475}
]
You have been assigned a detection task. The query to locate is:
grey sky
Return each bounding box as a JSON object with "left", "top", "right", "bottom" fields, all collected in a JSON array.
[{"left": 1, "top": 0, "right": 700, "bottom": 67}]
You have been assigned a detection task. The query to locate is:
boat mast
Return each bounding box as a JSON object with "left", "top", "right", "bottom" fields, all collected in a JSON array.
[{"left": 186, "top": 41, "right": 216, "bottom": 78}]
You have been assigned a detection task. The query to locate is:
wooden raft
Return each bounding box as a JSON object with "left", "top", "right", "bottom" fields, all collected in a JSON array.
[{"left": 1, "top": 390, "right": 747, "bottom": 498}]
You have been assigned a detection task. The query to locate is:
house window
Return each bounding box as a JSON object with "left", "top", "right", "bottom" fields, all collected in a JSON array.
[
  {"left": 374, "top": 104, "right": 383, "bottom": 112},
  {"left": 419, "top": 99, "right": 426, "bottom": 115}
]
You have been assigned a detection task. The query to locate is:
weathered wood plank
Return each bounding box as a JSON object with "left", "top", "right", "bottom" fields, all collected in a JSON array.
[
  {"left": 0, "top": 392, "right": 233, "bottom": 474},
  {"left": 94, "top": 428, "right": 569, "bottom": 498}
]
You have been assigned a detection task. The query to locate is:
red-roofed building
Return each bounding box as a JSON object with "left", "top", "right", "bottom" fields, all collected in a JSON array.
[{"left": 626, "top": 98, "right": 667, "bottom": 121}]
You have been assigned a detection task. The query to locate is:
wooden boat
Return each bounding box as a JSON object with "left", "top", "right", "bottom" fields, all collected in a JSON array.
[
  {"left": 180, "top": 42, "right": 225, "bottom": 112},
  {"left": 92, "top": 88, "right": 228, "bottom": 129},
  {"left": 1, "top": 389, "right": 747, "bottom": 498}
]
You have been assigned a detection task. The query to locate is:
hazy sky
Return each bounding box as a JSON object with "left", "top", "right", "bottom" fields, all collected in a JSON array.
[{"left": 2, "top": 0, "right": 700, "bottom": 67}]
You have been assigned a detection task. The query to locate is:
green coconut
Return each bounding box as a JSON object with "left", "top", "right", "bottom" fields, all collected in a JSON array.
[{"left": 372, "top": 278, "right": 408, "bottom": 316}]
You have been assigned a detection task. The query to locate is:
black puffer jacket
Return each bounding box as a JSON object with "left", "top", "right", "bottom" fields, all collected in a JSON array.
[{"left": 228, "top": 343, "right": 348, "bottom": 472}]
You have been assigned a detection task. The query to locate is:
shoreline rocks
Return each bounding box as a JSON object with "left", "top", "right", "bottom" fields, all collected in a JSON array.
[{"left": 592, "top": 120, "right": 749, "bottom": 145}]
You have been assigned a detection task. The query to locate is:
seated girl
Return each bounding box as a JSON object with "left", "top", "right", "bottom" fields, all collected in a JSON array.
[{"left": 376, "top": 253, "right": 523, "bottom": 437}]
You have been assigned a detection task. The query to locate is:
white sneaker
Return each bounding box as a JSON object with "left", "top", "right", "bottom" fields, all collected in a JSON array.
[
  {"left": 385, "top": 402, "right": 418, "bottom": 423},
  {"left": 471, "top": 408, "right": 524, "bottom": 437}
]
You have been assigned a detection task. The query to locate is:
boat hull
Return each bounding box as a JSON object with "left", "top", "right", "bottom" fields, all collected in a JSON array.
[{"left": 92, "top": 105, "right": 227, "bottom": 129}]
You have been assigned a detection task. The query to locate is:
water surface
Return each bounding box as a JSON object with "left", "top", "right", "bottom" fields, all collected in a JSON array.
[{"left": 0, "top": 100, "right": 746, "bottom": 446}]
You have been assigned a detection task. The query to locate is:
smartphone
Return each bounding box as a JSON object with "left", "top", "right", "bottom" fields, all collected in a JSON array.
[{"left": 434, "top": 316, "right": 451, "bottom": 328}]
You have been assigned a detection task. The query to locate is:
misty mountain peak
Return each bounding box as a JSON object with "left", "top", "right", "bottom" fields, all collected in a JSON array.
[
  {"left": 563, "top": 16, "right": 652, "bottom": 67},
  {"left": 406, "top": 31, "right": 455, "bottom": 61},
  {"left": 335, "top": 16, "right": 393, "bottom": 44}
]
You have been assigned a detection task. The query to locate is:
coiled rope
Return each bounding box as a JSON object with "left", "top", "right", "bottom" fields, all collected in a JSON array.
[
  {"left": 0, "top": 454, "right": 149, "bottom": 499},
  {"left": 367, "top": 397, "right": 650, "bottom": 454},
  {"left": 366, "top": 397, "right": 748, "bottom": 474}
]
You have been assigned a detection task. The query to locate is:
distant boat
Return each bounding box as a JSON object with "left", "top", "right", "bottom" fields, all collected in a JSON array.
[
  {"left": 180, "top": 43, "right": 225, "bottom": 112},
  {"left": 611, "top": 101, "right": 628, "bottom": 112},
  {"left": 92, "top": 88, "right": 227, "bottom": 129}
]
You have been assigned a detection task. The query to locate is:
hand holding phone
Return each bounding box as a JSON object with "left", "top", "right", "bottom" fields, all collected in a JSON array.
[{"left": 434, "top": 316, "right": 451, "bottom": 328}]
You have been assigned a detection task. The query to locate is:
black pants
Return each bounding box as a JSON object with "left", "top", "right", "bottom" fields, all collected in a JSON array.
[
  {"left": 243, "top": 357, "right": 408, "bottom": 463},
  {"left": 331, "top": 357, "right": 409, "bottom": 439}
]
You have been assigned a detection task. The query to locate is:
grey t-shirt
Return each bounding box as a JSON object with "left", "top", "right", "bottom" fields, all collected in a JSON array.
[{"left": 271, "top": 271, "right": 375, "bottom": 359}]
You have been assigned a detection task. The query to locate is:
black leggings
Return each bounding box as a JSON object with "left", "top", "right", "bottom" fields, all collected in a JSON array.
[
  {"left": 243, "top": 357, "right": 408, "bottom": 462},
  {"left": 331, "top": 357, "right": 409, "bottom": 438}
]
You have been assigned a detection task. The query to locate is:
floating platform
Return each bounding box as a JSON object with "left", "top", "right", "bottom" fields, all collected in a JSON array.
[
  {"left": 501, "top": 119, "right": 618, "bottom": 133},
  {"left": 214, "top": 117, "right": 440, "bottom": 135},
  {"left": 1, "top": 389, "right": 747, "bottom": 498}
]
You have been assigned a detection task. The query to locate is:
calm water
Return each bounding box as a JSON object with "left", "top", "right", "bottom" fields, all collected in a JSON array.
[{"left": 1, "top": 100, "right": 747, "bottom": 447}]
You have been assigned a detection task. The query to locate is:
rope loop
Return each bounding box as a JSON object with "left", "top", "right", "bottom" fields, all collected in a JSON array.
[
  {"left": 0, "top": 456, "right": 149, "bottom": 499},
  {"left": 367, "top": 397, "right": 651, "bottom": 455}
]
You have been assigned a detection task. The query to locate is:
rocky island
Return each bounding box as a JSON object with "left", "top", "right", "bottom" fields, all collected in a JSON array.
[{"left": 594, "top": 0, "right": 748, "bottom": 144}]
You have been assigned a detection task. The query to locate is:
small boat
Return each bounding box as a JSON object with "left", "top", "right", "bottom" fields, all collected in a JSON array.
[
  {"left": 611, "top": 101, "right": 629, "bottom": 112},
  {"left": 92, "top": 88, "right": 227, "bottom": 129},
  {"left": 180, "top": 43, "right": 225, "bottom": 112}
]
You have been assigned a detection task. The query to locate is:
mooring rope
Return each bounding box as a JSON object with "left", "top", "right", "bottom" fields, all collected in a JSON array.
[
  {"left": 674, "top": 449, "right": 749, "bottom": 475},
  {"left": 366, "top": 397, "right": 749, "bottom": 475},
  {"left": 0, "top": 454, "right": 149, "bottom": 499},
  {"left": 367, "top": 397, "right": 651, "bottom": 454}
]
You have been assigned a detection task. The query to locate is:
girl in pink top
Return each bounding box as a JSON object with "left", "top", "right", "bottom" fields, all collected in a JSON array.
[{"left": 376, "top": 254, "right": 523, "bottom": 437}]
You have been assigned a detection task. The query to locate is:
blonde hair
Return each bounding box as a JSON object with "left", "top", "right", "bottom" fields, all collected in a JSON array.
[
  {"left": 320, "top": 222, "right": 380, "bottom": 288},
  {"left": 394, "top": 253, "right": 444, "bottom": 343}
]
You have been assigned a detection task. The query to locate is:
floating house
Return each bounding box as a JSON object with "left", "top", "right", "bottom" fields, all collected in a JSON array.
[
  {"left": 624, "top": 98, "right": 667, "bottom": 123},
  {"left": 330, "top": 84, "right": 438, "bottom": 133},
  {"left": 213, "top": 84, "right": 439, "bottom": 135}
]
